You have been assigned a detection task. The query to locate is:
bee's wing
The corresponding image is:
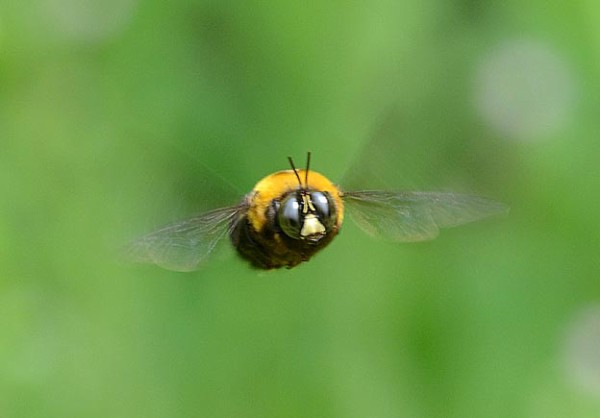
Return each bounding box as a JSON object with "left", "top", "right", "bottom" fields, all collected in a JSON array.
[
  {"left": 343, "top": 190, "right": 508, "bottom": 242},
  {"left": 123, "top": 204, "right": 247, "bottom": 272}
]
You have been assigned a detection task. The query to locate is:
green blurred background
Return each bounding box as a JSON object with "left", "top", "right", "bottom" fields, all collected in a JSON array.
[{"left": 2, "top": 1, "right": 600, "bottom": 417}]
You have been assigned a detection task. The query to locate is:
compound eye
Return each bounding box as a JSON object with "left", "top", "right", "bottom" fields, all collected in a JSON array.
[
  {"left": 310, "top": 191, "right": 337, "bottom": 229},
  {"left": 277, "top": 194, "right": 302, "bottom": 239}
]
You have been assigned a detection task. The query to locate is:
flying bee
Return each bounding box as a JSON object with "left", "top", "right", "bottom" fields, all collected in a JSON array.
[{"left": 125, "top": 153, "right": 507, "bottom": 271}]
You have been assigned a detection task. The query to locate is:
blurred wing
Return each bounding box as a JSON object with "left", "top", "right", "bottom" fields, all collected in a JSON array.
[
  {"left": 344, "top": 190, "right": 508, "bottom": 242},
  {"left": 123, "top": 204, "right": 246, "bottom": 272}
]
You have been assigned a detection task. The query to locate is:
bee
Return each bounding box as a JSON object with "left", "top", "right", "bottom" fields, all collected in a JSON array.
[{"left": 125, "top": 153, "right": 507, "bottom": 271}]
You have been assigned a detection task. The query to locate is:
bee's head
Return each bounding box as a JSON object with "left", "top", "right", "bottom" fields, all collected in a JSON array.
[
  {"left": 273, "top": 153, "right": 337, "bottom": 242},
  {"left": 276, "top": 190, "right": 337, "bottom": 242}
]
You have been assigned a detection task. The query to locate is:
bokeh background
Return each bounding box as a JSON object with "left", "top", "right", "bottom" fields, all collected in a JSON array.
[{"left": 2, "top": 1, "right": 600, "bottom": 417}]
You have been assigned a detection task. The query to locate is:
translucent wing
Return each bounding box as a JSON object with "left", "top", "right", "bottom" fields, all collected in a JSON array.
[
  {"left": 123, "top": 204, "right": 246, "bottom": 272},
  {"left": 343, "top": 190, "right": 508, "bottom": 242}
]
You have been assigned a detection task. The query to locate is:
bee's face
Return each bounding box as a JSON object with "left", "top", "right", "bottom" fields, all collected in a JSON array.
[{"left": 275, "top": 190, "right": 338, "bottom": 242}]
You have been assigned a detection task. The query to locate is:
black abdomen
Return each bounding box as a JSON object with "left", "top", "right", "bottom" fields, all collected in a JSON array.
[{"left": 229, "top": 215, "right": 338, "bottom": 269}]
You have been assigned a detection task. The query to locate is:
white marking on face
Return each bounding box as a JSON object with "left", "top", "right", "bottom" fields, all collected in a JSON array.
[
  {"left": 301, "top": 193, "right": 315, "bottom": 214},
  {"left": 300, "top": 214, "right": 325, "bottom": 237}
]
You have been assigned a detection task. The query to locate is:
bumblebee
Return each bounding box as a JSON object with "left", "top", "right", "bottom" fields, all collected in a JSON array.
[{"left": 126, "top": 153, "right": 507, "bottom": 271}]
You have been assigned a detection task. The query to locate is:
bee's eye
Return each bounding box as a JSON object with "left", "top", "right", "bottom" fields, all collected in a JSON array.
[
  {"left": 277, "top": 194, "right": 302, "bottom": 239},
  {"left": 311, "top": 191, "right": 336, "bottom": 228}
]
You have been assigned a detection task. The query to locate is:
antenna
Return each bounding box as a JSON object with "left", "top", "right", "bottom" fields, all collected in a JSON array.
[
  {"left": 287, "top": 156, "right": 303, "bottom": 188},
  {"left": 304, "top": 152, "right": 311, "bottom": 188}
]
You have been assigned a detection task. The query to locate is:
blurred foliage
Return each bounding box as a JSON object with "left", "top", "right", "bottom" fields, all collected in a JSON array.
[{"left": 1, "top": 0, "right": 600, "bottom": 417}]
